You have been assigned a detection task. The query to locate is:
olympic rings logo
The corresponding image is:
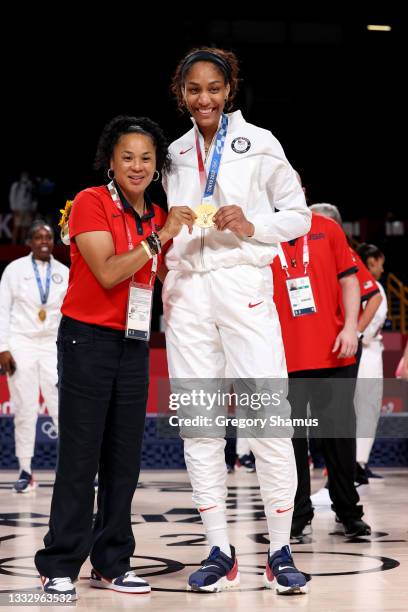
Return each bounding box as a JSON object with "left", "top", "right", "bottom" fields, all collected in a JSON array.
[{"left": 41, "top": 420, "right": 58, "bottom": 440}]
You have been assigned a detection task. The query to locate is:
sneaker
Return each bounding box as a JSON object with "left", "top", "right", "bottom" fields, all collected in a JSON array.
[
  {"left": 13, "top": 470, "right": 37, "bottom": 493},
  {"left": 355, "top": 463, "right": 369, "bottom": 486},
  {"left": 41, "top": 576, "right": 77, "bottom": 600},
  {"left": 90, "top": 568, "right": 150, "bottom": 593},
  {"left": 264, "top": 545, "right": 309, "bottom": 594},
  {"left": 187, "top": 545, "right": 239, "bottom": 592},
  {"left": 342, "top": 518, "right": 371, "bottom": 537},
  {"left": 236, "top": 454, "right": 256, "bottom": 473}
]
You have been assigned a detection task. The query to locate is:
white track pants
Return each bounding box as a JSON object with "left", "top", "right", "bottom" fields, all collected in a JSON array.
[
  {"left": 163, "top": 265, "right": 297, "bottom": 514},
  {"left": 7, "top": 335, "right": 58, "bottom": 460},
  {"left": 355, "top": 341, "right": 383, "bottom": 464}
]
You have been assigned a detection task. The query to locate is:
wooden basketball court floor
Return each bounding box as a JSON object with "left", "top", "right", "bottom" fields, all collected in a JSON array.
[{"left": 0, "top": 467, "right": 407, "bottom": 610}]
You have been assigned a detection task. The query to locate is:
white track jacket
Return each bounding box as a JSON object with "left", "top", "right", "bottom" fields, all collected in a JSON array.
[{"left": 163, "top": 110, "right": 311, "bottom": 272}]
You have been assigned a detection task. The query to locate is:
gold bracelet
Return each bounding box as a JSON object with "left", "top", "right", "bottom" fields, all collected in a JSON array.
[{"left": 140, "top": 240, "right": 153, "bottom": 259}]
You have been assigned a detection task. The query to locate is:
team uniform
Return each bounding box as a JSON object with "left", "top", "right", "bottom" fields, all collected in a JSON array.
[
  {"left": 163, "top": 110, "right": 311, "bottom": 592},
  {"left": 272, "top": 213, "right": 370, "bottom": 536},
  {"left": 0, "top": 254, "right": 69, "bottom": 489}
]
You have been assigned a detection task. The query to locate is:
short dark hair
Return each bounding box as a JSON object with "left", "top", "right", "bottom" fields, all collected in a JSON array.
[
  {"left": 171, "top": 46, "right": 240, "bottom": 112},
  {"left": 356, "top": 242, "right": 384, "bottom": 265},
  {"left": 94, "top": 115, "right": 171, "bottom": 174},
  {"left": 27, "top": 220, "right": 54, "bottom": 241}
]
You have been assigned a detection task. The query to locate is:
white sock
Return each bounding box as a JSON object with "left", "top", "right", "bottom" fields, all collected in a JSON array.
[
  {"left": 18, "top": 457, "right": 32, "bottom": 474},
  {"left": 266, "top": 510, "right": 293, "bottom": 553},
  {"left": 199, "top": 506, "right": 231, "bottom": 557}
]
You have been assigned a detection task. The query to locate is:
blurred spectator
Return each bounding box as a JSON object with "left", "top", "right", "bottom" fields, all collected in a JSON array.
[
  {"left": 9, "top": 170, "right": 38, "bottom": 244},
  {"left": 354, "top": 243, "right": 388, "bottom": 483},
  {"left": 396, "top": 341, "right": 408, "bottom": 381},
  {"left": 0, "top": 220, "right": 69, "bottom": 492}
]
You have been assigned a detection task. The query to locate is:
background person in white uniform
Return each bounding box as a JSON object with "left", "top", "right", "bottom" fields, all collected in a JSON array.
[
  {"left": 0, "top": 220, "right": 69, "bottom": 492},
  {"left": 354, "top": 243, "right": 388, "bottom": 482},
  {"left": 163, "top": 46, "right": 311, "bottom": 594}
]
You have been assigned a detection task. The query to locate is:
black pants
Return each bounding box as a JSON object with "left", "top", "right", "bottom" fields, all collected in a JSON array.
[
  {"left": 35, "top": 316, "right": 149, "bottom": 580},
  {"left": 289, "top": 362, "right": 363, "bottom": 525}
]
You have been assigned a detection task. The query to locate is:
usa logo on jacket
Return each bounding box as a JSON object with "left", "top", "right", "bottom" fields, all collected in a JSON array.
[{"left": 231, "top": 137, "right": 251, "bottom": 154}]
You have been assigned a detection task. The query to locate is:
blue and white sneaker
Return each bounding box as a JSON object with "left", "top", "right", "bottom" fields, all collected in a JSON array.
[
  {"left": 13, "top": 470, "right": 37, "bottom": 493},
  {"left": 187, "top": 545, "right": 239, "bottom": 592},
  {"left": 41, "top": 576, "right": 77, "bottom": 600},
  {"left": 264, "top": 545, "right": 309, "bottom": 594},
  {"left": 90, "top": 568, "right": 150, "bottom": 593}
]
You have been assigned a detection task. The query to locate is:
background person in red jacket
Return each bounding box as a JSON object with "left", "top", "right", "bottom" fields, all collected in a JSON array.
[
  {"left": 272, "top": 210, "right": 371, "bottom": 539},
  {"left": 309, "top": 204, "right": 383, "bottom": 488}
]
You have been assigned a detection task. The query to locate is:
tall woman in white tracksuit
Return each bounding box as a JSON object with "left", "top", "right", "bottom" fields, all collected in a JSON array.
[{"left": 162, "top": 47, "right": 311, "bottom": 594}]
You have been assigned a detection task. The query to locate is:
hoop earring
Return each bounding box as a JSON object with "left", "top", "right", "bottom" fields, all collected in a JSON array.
[
  {"left": 152, "top": 170, "right": 160, "bottom": 182},
  {"left": 107, "top": 168, "right": 114, "bottom": 180}
]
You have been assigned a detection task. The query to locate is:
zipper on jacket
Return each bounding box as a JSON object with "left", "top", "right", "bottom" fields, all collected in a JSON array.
[{"left": 200, "top": 229, "right": 205, "bottom": 269}]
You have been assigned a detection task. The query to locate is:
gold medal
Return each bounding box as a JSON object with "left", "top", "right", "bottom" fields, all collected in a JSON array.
[
  {"left": 38, "top": 309, "right": 47, "bottom": 322},
  {"left": 194, "top": 204, "right": 217, "bottom": 229}
]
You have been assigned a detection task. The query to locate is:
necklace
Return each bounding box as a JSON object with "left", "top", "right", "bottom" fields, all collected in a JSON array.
[{"left": 204, "top": 133, "right": 217, "bottom": 162}]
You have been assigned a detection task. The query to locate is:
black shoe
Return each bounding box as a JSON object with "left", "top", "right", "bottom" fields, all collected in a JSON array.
[
  {"left": 290, "top": 518, "right": 312, "bottom": 540},
  {"left": 366, "top": 467, "right": 383, "bottom": 479},
  {"left": 355, "top": 463, "right": 369, "bottom": 486},
  {"left": 237, "top": 454, "right": 256, "bottom": 473},
  {"left": 342, "top": 518, "right": 371, "bottom": 537}
]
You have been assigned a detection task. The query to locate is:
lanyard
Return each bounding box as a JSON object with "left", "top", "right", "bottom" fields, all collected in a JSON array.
[
  {"left": 277, "top": 235, "right": 309, "bottom": 277},
  {"left": 194, "top": 113, "right": 228, "bottom": 202},
  {"left": 107, "top": 180, "right": 158, "bottom": 283},
  {"left": 31, "top": 256, "right": 51, "bottom": 304}
]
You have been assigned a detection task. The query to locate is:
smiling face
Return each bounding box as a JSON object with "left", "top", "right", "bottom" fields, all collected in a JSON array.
[
  {"left": 183, "top": 61, "right": 230, "bottom": 135},
  {"left": 29, "top": 226, "right": 54, "bottom": 261},
  {"left": 110, "top": 132, "right": 156, "bottom": 204}
]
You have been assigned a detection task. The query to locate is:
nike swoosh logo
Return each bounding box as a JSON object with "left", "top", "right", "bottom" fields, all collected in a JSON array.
[
  {"left": 248, "top": 301, "right": 264, "bottom": 308},
  {"left": 202, "top": 565, "right": 220, "bottom": 570},
  {"left": 276, "top": 506, "right": 293, "bottom": 513},
  {"left": 199, "top": 505, "right": 217, "bottom": 513},
  {"left": 179, "top": 146, "right": 193, "bottom": 155},
  {"left": 278, "top": 565, "right": 295, "bottom": 571}
]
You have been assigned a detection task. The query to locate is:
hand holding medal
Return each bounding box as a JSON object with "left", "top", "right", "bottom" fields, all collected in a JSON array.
[
  {"left": 213, "top": 205, "right": 255, "bottom": 237},
  {"left": 164, "top": 206, "right": 197, "bottom": 236}
]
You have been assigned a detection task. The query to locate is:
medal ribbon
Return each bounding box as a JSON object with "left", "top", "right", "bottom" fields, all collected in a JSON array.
[
  {"left": 194, "top": 113, "right": 228, "bottom": 203},
  {"left": 32, "top": 256, "right": 51, "bottom": 305}
]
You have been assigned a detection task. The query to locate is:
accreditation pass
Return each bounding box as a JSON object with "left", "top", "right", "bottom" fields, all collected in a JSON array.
[
  {"left": 286, "top": 275, "right": 317, "bottom": 317},
  {"left": 126, "top": 282, "right": 153, "bottom": 341}
]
